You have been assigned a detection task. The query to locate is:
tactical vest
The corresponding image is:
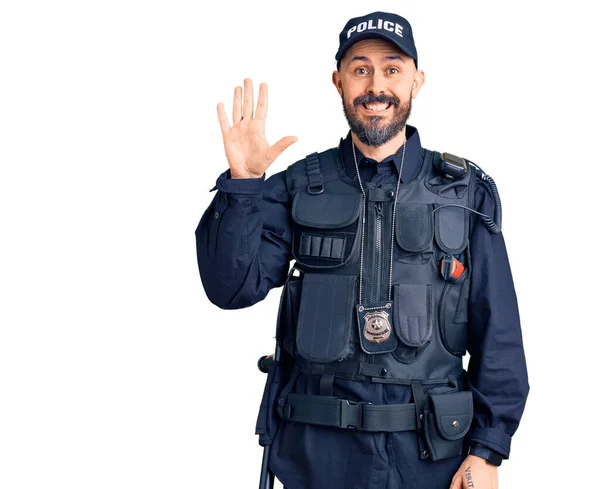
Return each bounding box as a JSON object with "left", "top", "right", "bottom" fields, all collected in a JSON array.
[{"left": 256, "top": 144, "right": 482, "bottom": 462}]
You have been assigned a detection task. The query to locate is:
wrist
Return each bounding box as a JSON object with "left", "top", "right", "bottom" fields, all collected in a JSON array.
[
  {"left": 214, "top": 168, "right": 266, "bottom": 194},
  {"left": 468, "top": 443, "right": 503, "bottom": 466},
  {"left": 230, "top": 170, "right": 264, "bottom": 179},
  {"left": 467, "top": 453, "right": 496, "bottom": 465}
]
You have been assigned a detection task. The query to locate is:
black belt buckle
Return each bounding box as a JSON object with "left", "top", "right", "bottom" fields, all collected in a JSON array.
[{"left": 339, "top": 399, "right": 371, "bottom": 430}]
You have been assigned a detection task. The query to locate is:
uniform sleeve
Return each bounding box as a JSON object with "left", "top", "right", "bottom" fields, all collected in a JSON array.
[
  {"left": 195, "top": 167, "right": 293, "bottom": 309},
  {"left": 465, "top": 178, "right": 530, "bottom": 459}
]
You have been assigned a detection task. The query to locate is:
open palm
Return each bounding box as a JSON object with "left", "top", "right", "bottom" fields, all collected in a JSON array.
[{"left": 216, "top": 79, "right": 297, "bottom": 179}]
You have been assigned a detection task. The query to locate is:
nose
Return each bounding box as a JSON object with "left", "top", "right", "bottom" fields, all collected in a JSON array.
[{"left": 366, "top": 70, "right": 388, "bottom": 98}]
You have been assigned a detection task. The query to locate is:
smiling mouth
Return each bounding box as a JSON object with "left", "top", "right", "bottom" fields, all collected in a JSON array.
[{"left": 361, "top": 102, "right": 393, "bottom": 113}]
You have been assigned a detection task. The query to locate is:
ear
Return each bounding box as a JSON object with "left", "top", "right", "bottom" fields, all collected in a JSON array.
[
  {"left": 332, "top": 70, "right": 343, "bottom": 96},
  {"left": 411, "top": 69, "right": 426, "bottom": 99}
]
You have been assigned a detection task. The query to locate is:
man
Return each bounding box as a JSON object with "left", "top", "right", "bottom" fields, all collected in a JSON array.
[{"left": 196, "top": 11, "right": 529, "bottom": 489}]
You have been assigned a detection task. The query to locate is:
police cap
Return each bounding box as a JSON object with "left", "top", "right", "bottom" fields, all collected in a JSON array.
[{"left": 335, "top": 11, "right": 418, "bottom": 70}]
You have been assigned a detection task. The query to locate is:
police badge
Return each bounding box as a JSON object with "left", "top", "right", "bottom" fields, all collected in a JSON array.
[
  {"left": 363, "top": 310, "right": 392, "bottom": 343},
  {"left": 356, "top": 301, "right": 398, "bottom": 354}
]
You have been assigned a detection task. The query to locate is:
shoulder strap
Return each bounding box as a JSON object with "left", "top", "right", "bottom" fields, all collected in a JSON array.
[
  {"left": 286, "top": 147, "right": 343, "bottom": 197},
  {"left": 305, "top": 152, "right": 324, "bottom": 194}
]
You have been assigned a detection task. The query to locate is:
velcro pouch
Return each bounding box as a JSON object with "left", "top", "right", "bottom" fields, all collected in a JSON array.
[
  {"left": 395, "top": 203, "right": 434, "bottom": 252},
  {"left": 296, "top": 273, "right": 357, "bottom": 363},
  {"left": 433, "top": 204, "right": 469, "bottom": 254},
  {"left": 423, "top": 390, "right": 473, "bottom": 461},
  {"left": 291, "top": 192, "right": 363, "bottom": 269},
  {"left": 393, "top": 284, "right": 433, "bottom": 347}
]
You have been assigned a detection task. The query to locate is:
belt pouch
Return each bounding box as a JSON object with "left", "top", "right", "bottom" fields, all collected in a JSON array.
[
  {"left": 423, "top": 390, "right": 474, "bottom": 461},
  {"left": 296, "top": 273, "right": 357, "bottom": 363}
]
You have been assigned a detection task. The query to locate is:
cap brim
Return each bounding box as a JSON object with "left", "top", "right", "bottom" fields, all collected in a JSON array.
[{"left": 336, "top": 31, "right": 417, "bottom": 67}]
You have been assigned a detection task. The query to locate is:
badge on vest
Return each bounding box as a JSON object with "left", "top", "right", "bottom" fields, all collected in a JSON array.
[{"left": 356, "top": 301, "right": 398, "bottom": 354}]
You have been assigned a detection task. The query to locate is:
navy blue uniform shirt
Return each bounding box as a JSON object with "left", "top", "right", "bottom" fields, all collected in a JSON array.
[{"left": 195, "top": 125, "right": 529, "bottom": 461}]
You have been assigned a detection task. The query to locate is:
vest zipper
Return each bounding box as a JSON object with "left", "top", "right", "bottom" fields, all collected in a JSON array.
[{"left": 373, "top": 201, "right": 383, "bottom": 302}]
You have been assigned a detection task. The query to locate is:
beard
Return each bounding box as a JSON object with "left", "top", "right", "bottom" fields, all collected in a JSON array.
[{"left": 341, "top": 89, "right": 412, "bottom": 147}]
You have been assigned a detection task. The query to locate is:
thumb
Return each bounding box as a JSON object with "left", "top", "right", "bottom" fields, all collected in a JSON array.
[{"left": 266, "top": 136, "right": 298, "bottom": 164}]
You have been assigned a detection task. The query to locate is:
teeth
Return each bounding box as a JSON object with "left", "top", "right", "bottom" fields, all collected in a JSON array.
[{"left": 364, "top": 103, "right": 390, "bottom": 111}]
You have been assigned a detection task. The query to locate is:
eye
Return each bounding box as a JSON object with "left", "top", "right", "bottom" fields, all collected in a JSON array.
[
  {"left": 389, "top": 67, "right": 399, "bottom": 74},
  {"left": 354, "top": 67, "right": 368, "bottom": 75}
]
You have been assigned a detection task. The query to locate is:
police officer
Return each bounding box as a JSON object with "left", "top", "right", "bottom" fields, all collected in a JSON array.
[{"left": 196, "top": 11, "right": 529, "bottom": 489}]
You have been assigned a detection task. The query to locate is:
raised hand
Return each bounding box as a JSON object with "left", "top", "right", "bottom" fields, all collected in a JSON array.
[{"left": 216, "top": 78, "right": 298, "bottom": 179}]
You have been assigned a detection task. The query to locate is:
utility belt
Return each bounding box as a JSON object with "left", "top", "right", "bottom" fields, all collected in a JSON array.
[{"left": 273, "top": 364, "right": 474, "bottom": 462}]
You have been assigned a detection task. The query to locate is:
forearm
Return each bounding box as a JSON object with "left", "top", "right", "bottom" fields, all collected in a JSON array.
[
  {"left": 465, "top": 184, "right": 530, "bottom": 459},
  {"left": 465, "top": 251, "right": 530, "bottom": 458},
  {"left": 195, "top": 169, "right": 292, "bottom": 309}
]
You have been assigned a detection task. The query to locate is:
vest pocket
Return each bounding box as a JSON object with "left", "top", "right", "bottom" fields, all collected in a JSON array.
[
  {"left": 394, "top": 203, "right": 434, "bottom": 264},
  {"left": 433, "top": 203, "right": 469, "bottom": 254},
  {"left": 439, "top": 273, "right": 470, "bottom": 356},
  {"left": 296, "top": 273, "right": 357, "bottom": 363},
  {"left": 393, "top": 284, "right": 433, "bottom": 347},
  {"left": 280, "top": 274, "right": 302, "bottom": 358},
  {"left": 423, "top": 390, "right": 473, "bottom": 461},
  {"left": 291, "top": 192, "right": 363, "bottom": 269}
]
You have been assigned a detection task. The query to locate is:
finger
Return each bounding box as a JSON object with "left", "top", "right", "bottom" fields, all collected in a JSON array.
[
  {"left": 449, "top": 475, "right": 463, "bottom": 489},
  {"left": 265, "top": 136, "right": 298, "bottom": 164},
  {"left": 243, "top": 78, "right": 254, "bottom": 120},
  {"left": 232, "top": 85, "right": 242, "bottom": 123},
  {"left": 255, "top": 83, "right": 268, "bottom": 121},
  {"left": 216, "top": 103, "right": 230, "bottom": 134}
]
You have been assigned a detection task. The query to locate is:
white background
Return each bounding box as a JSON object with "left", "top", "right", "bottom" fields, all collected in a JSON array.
[{"left": 0, "top": 0, "right": 597, "bottom": 487}]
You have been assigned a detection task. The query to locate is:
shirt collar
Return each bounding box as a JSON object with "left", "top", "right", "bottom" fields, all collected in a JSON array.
[{"left": 339, "top": 124, "right": 423, "bottom": 183}]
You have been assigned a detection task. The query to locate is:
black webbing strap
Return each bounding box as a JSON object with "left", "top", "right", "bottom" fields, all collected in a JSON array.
[
  {"left": 319, "top": 372, "right": 335, "bottom": 397},
  {"left": 411, "top": 380, "right": 426, "bottom": 430},
  {"left": 278, "top": 393, "right": 418, "bottom": 432},
  {"left": 310, "top": 363, "right": 335, "bottom": 396},
  {"left": 305, "top": 152, "right": 324, "bottom": 195},
  {"left": 276, "top": 365, "right": 301, "bottom": 420},
  {"left": 411, "top": 380, "right": 430, "bottom": 459},
  {"left": 294, "top": 357, "right": 388, "bottom": 379},
  {"left": 358, "top": 362, "right": 389, "bottom": 378}
]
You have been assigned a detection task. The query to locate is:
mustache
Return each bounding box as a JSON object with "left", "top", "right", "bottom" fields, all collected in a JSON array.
[{"left": 354, "top": 95, "right": 399, "bottom": 107}]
